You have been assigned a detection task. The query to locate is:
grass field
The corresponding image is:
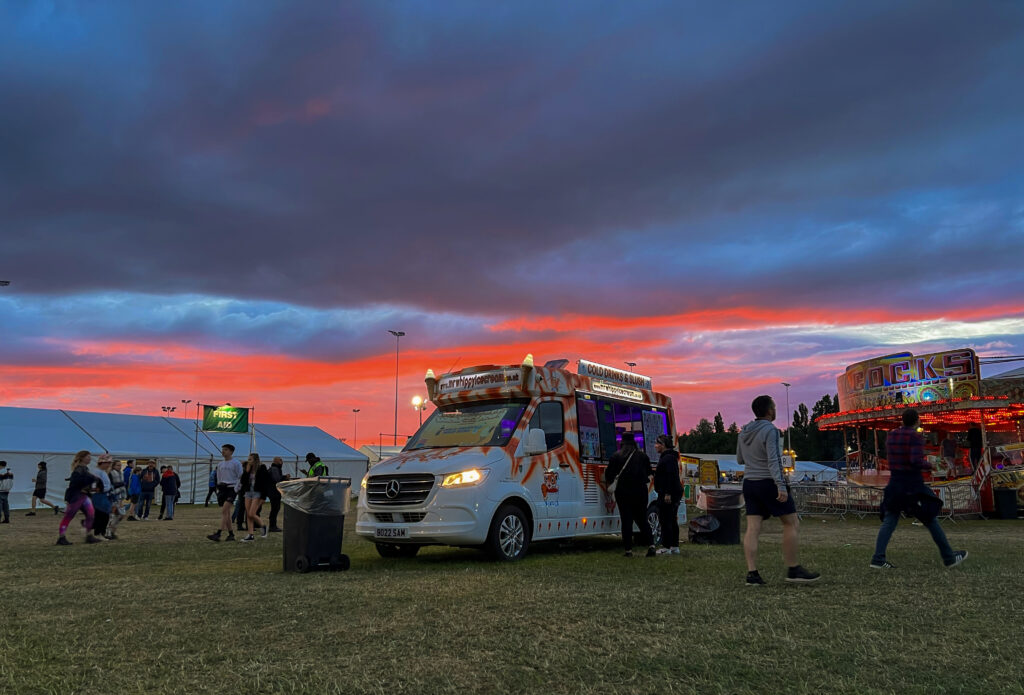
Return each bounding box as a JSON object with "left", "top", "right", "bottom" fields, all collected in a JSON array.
[{"left": 1, "top": 505, "right": 1022, "bottom": 695}]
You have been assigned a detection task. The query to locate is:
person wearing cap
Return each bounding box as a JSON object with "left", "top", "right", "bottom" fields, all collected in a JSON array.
[{"left": 303, "top": 453, "right": 328, "bottom": 477}]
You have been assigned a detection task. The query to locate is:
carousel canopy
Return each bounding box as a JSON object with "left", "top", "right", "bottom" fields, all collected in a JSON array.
[{"left": 816, "top": 396, "right": 1024, "bottom": 432}]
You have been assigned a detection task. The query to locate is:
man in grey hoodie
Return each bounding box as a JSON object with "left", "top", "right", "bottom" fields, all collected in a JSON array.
[{"left": 737, "top": 395, "right": 820, "bottom": 585}]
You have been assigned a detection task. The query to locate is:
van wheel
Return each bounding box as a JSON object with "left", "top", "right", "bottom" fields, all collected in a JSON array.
[
  {"left": 375, "top": 543, "right": 421, "bottom": 558},
  {"left": 647, "top": 503, "right": 662, "bottom": 547},
  {"left": 485, "top": 504, "right": 530, "bottom": 561}
]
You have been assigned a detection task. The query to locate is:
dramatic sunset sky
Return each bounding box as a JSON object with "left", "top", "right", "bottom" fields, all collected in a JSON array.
[{"left": 2, "top": 2, "right": 1023, "bottom": 447}]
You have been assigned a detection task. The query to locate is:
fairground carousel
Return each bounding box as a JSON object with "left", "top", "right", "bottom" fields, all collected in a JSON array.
[{"left": 815, "top": 348, "right": 1024, "bottom": 518}]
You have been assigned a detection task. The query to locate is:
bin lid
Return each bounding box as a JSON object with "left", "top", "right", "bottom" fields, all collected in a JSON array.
[{"left": 278, "top": 476, "right": 351, "bottom": 516}]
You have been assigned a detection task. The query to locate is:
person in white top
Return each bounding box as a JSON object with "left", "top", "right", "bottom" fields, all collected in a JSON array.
[{"left": 207, "top": 444, "right": 243, "bottom": 542}]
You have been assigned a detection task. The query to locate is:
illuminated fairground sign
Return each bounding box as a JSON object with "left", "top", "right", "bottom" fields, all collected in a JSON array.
[{"left": 837, "top": 348, "right": 980, "bottom": 410}]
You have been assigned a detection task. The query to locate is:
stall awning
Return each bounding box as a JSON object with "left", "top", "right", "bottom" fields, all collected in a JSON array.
[{"left": 816, "top": 396, "right": 1024, "bottom": 432}]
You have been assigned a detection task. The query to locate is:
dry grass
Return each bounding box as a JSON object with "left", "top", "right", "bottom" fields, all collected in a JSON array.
[{"left": 1, "top": 507, "right": 1022, "bottom": 695}]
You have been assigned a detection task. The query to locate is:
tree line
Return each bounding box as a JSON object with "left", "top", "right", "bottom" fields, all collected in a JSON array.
[{"left": 676, "top": 394, "right": 845, "bottom": 463}]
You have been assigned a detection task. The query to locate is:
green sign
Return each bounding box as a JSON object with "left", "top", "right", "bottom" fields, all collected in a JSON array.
[{"left": 202, "top": 405, "right": 249, "bottom": 433}]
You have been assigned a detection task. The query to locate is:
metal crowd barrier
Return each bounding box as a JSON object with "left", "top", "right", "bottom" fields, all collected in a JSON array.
[{"left": 789, "top": 482, "right": 983, "bottom": 521}]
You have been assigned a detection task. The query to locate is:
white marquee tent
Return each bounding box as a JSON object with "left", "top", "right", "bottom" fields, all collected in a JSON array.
[{"left": 0, "top": 406, "right": 368, "bottom": 508}]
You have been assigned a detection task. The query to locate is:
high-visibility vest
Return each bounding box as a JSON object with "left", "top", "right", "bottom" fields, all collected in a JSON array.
[{"left": 308, "top": 460, "right": 328, "bottom": 477}]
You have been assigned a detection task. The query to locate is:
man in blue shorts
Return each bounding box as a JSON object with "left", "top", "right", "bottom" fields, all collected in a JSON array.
[{"left": 738, "top": 394, "right": 820, "bottom": 586}]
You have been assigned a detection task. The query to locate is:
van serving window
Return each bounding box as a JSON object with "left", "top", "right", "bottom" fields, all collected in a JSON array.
[
  {"left": 577, "top": 392, "right": 668, "bottom": 462},
  {"left": 528, "top": 401, "right": 564, "bottom": 451}
]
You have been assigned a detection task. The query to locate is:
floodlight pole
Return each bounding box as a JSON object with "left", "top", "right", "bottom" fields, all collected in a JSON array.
[
  {"left": 388, "top": 330, "right": 405, "bottom": 445},
  {"left": 781, "top": 382, "right": 792, "bottom": 454},
  {"left": 352, "top": 408, "right": 360, "bottom": 447}
]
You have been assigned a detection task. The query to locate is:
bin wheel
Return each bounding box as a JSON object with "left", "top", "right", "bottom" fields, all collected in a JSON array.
[
  {"left": 375, "top": 543, "right": 420, "bottom": 558},
  {"left": 294, "top": 555, "right": 311, "bottom": 573},
  {"left": 336, "top": 554, "right": 351, "bottom": 571}
]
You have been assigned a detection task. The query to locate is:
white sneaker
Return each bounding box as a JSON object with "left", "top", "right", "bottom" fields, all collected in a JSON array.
[
  {"left": 656, "top": 548, "right": 672, "bottom": 555},
  {"left": 241, "top": 535, "right": 255, "bottom": 542},
  {"left": 669, "top": 547, "right": 681, "bottom": 555}
]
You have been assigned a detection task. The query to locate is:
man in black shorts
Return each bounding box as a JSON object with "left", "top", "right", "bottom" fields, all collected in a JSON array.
[
  {"left": 207, "top": 444, "right": 243, "bottom": 542},
  {"left": 737, "top": 395, "right": 820, "bottom": 585}
]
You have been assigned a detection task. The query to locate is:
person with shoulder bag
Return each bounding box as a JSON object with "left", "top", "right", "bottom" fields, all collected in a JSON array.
[{"left": 604, "top": 433, "right": 655, "bottom": 557}]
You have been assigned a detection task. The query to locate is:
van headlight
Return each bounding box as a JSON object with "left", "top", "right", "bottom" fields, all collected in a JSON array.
[{"left": 441, "top": 468, "right": 488, "bottom": 488}]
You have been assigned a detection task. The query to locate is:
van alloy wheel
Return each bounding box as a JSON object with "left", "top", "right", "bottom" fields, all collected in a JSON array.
[
  {"left": 499, "top": 514, "right": 525, "bottom": 558},
  {"left": 485, "top": 504, "right": 531, "bottom": 561}
]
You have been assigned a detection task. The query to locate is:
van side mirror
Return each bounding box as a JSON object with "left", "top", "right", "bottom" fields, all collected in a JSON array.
[{"left": 525, "top": 428, "right": 547, "bottom": 456}]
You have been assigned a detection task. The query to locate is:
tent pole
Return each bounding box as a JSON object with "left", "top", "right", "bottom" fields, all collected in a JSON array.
[{"left": 192, "top": 402, "right": 200, "bottom": 504}]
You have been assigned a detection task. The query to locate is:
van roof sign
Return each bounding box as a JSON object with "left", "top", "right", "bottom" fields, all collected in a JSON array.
[
  {"left": 577, "top": 360, "right": 652, "bottom": 390},
  {"left": 437, "top": 368, "right": 522, "bottom": 395}
]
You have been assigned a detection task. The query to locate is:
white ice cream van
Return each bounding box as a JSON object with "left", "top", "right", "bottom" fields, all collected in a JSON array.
[{"left": 356, "top": 356, "right": 687, "bottom": 560}]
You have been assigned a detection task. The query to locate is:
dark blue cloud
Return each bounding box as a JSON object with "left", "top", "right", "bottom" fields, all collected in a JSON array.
[{"left": 1, "top": 0, "right": 1022, "bottom": 318}]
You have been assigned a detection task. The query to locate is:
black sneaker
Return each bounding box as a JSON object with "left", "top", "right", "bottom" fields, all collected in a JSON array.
[
  {"left": 240, "top": 534, "right": 255, "bottom": 542},
  {"left": 85, "top": 535, "right": 102, "bottom": 544},
  {"left": 54, "top": 507, "right": 61, "bottom": 515},
  {"left": 785, "top": 565, "right": 821, "bottom": 583},
  {"left": 646, "top": 546, "right": 657, "bottom": 557},
  {"left": 945, "top": 550, "right": 968, "bottom": 568},
  {"left": 624, "top": 550, "right": 633, "bottom": 557},
  {"left": 56, "top": 536, "right": 71, "bottom": 546},
  {"left": 25, "top": 511, "right": 36, "bottom": 516},
  {"left": 269, "top": 527, "right": 283, "bottom": 533},
  {"left": 746, "top": 572, "right": 767, "bottom": 586},
  {"left": 206, "top": 532, "right": 222, "bottom": 542},
  {"left": 225, "top": 533, "right": 235, "bottom": 542},
  {"left": 870, "top": 560, "right": 896, "bottom": 569},
  {"left": 261, "top": 525, "right": 268, "bottom": 539}
]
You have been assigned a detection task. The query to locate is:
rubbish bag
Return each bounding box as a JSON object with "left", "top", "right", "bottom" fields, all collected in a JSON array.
[
  {"left": 277, "top": 477, "right": 350, "bottom": 516},
  {"left": 688, "top": 514, "right": 720, "bottom": 544}
]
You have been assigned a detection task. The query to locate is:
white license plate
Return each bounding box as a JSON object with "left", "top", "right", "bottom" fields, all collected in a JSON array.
[{"left": 375, "top": 527, "right": 409, "bottom": 539}]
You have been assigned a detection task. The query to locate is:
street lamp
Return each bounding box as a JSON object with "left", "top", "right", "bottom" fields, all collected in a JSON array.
[
  {"left": 780, "top": 382, "right": 792, "bottom": 454},
  {"left": 161, "top": 406, "right": 176, "bottom": 415},
  {"left": 352, "top": 408, "right": 360, "bottom": 447},
  {"left": 625, "top": 361, "right": 637, "bottom": 372},
  {"left": 388, "top": 330, "right": 405, "bottom": 445},
  {"left": 411, "top": 395, "right": 427, "bottom": 427}
]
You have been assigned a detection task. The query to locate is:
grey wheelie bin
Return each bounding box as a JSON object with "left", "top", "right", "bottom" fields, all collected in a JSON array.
[{"left": 279, "top": 476, "right": 351, "bottom": 573}]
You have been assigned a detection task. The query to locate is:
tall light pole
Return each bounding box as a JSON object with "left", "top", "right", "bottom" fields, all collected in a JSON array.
[
  {"left": 352, "top": 408, "right": 360, "bottom": 447},
  {"left": 780, "top": 382, "right": 792, "bottom": 454},
  {"left": 388, "top": 330, "right": 405, "bottom": 445},
  {"left": 180, "top": 399, "right": 192, "bottom": 415},
  {"left": 411, "top": 395, "right": 427, "bottom": 427},
  {"left": 625, "top": 361, "right": 637, "bottom": 372},
  {"left": 161, "top": 405, "right": 176, "bottom": 416}
]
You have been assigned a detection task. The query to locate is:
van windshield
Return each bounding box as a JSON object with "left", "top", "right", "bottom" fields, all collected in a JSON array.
[{"left": 405, "top": 400, "right": 528, "bottom": 450}]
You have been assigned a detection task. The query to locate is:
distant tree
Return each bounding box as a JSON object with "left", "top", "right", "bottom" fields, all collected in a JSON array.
[{"left": 713, "top": 412, "right": 725, "bottom": 434}]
